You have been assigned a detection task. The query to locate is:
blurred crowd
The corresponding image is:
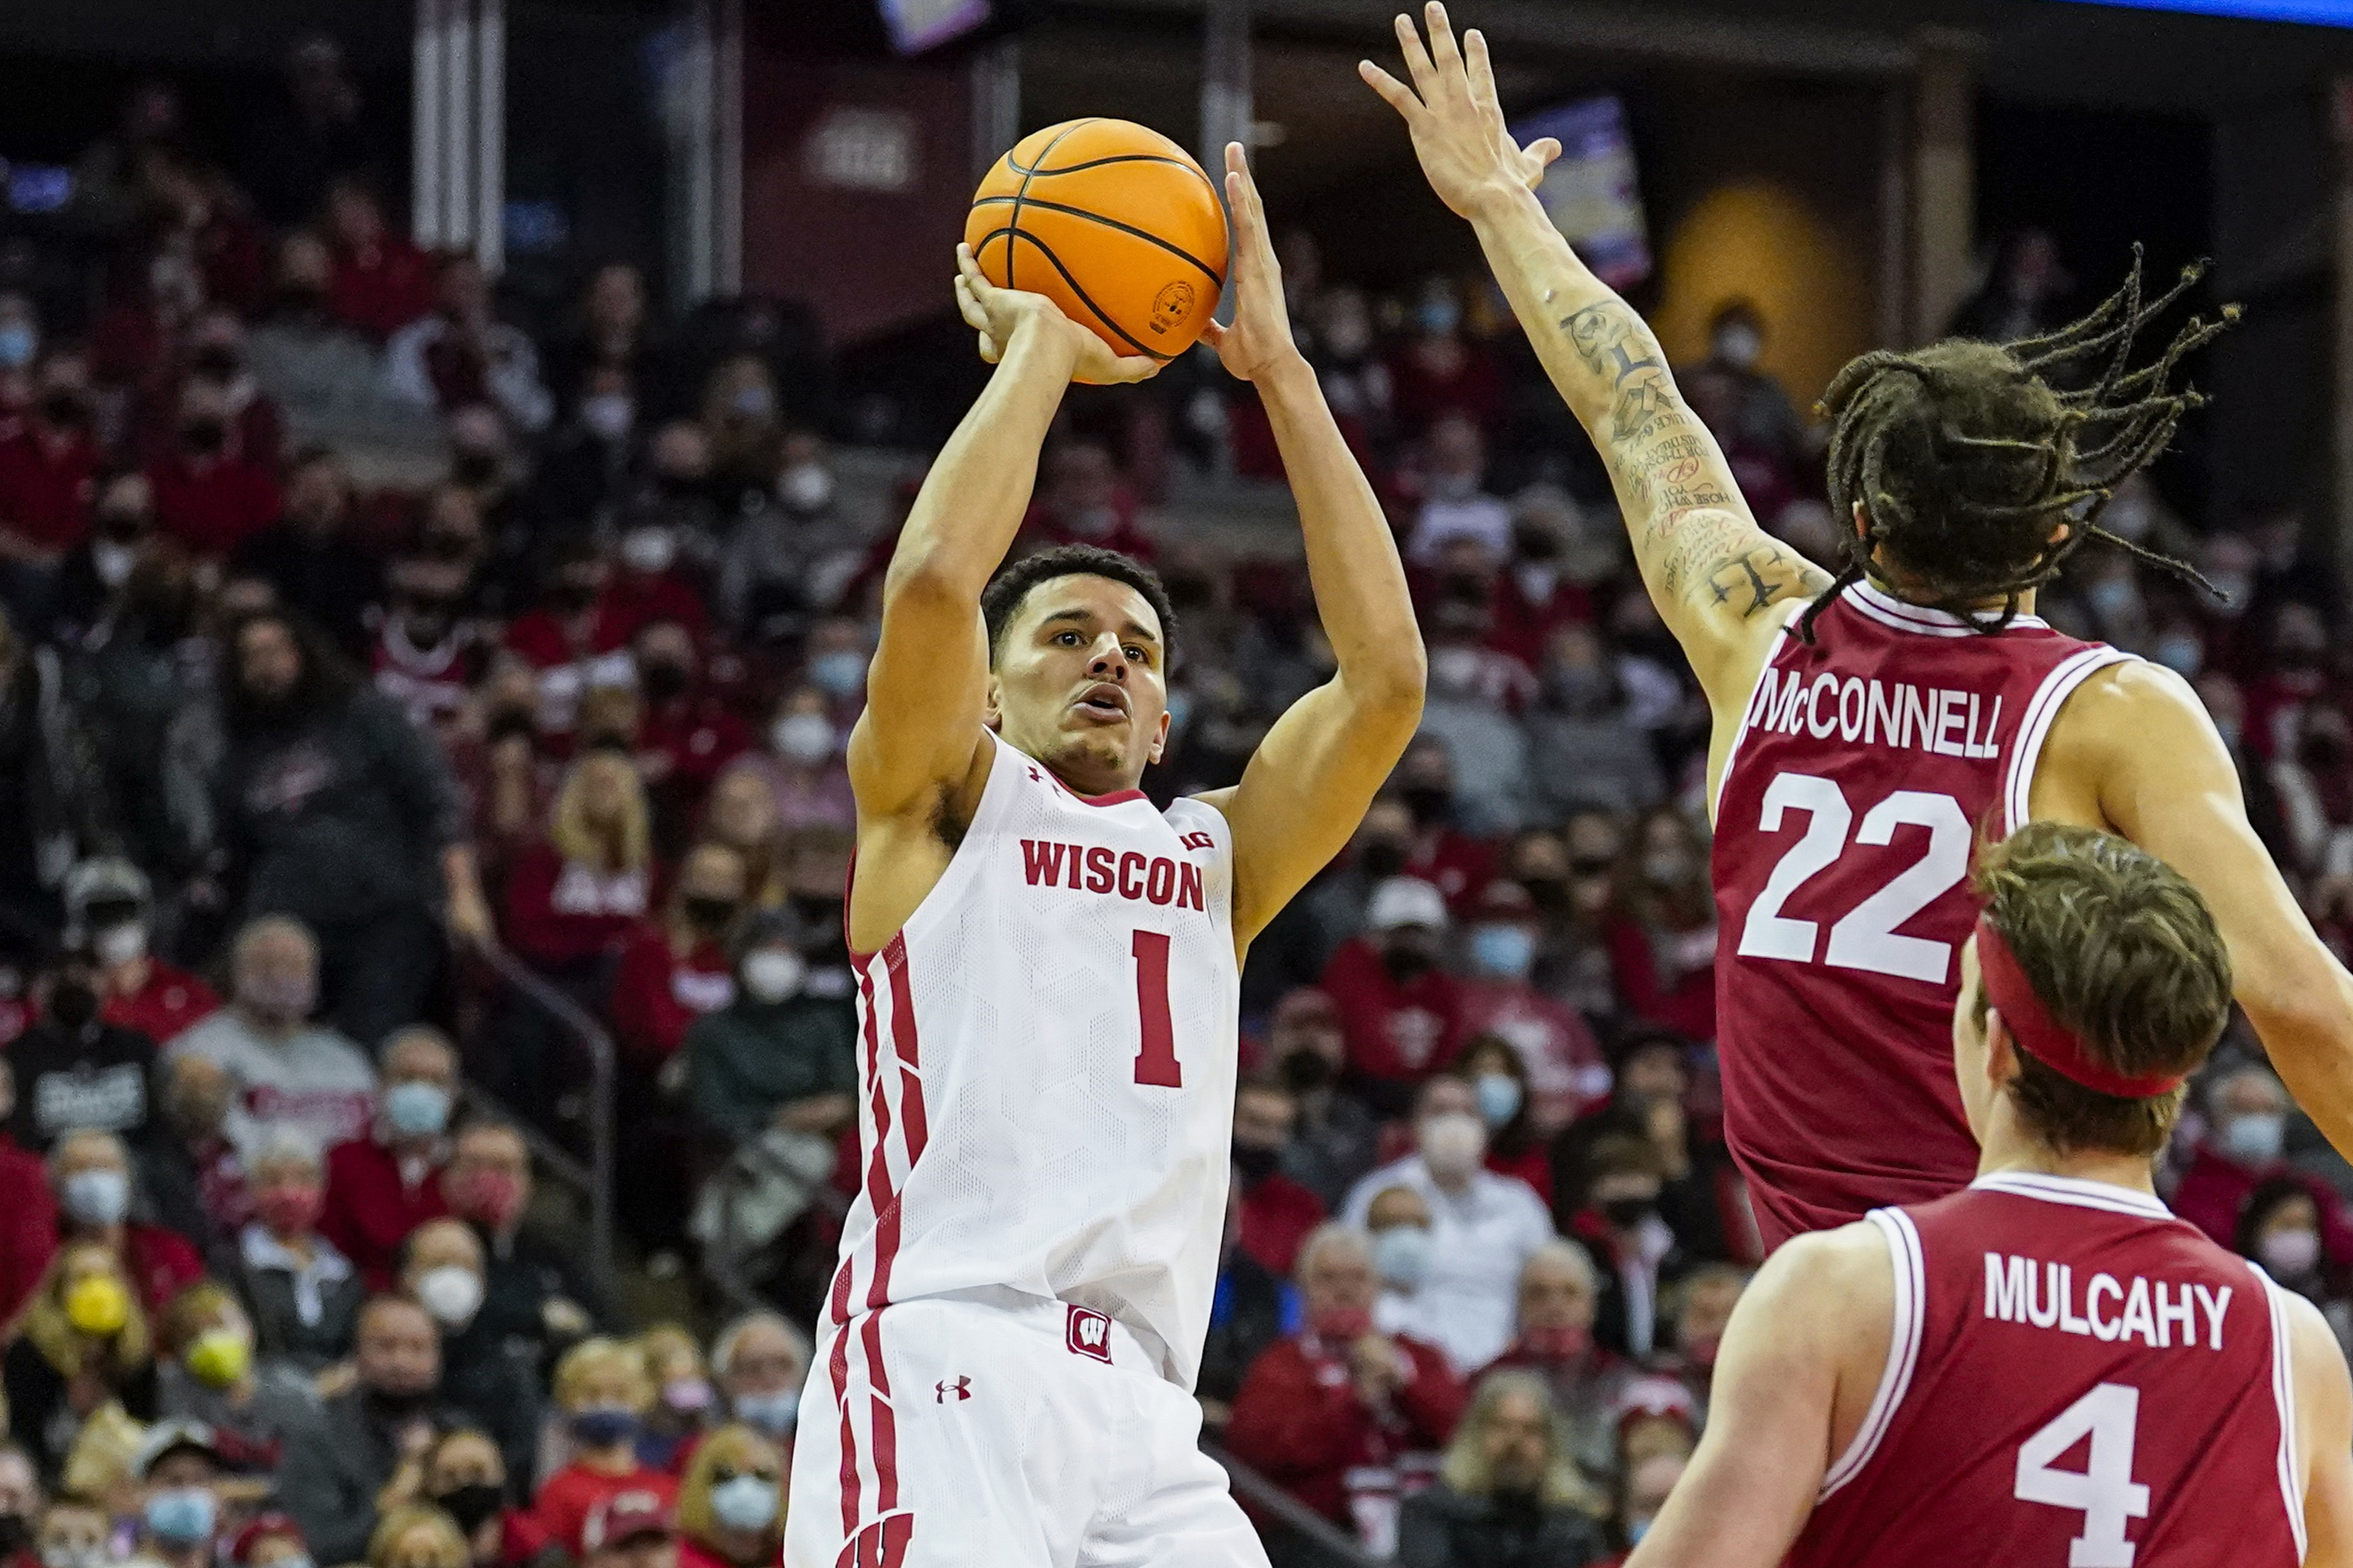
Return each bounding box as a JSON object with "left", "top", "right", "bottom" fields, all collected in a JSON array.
[{"left": 0, "top": 26, "right": 2344, "bottom": 1568}]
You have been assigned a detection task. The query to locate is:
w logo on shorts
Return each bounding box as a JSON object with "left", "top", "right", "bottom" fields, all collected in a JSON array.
[{"left": 1067, "top": 1304, "right": 1114, "bottom": 1363}]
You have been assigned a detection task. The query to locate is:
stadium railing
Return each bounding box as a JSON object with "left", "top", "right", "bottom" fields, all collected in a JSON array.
[{"left": 1199, "top": 1440, "right": 1383, "bottom": 1568}]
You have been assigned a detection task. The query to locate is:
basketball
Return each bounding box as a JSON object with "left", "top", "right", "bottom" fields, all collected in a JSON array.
[{"left": 965, "top": 118, "right": 1229, "bottom": 370}]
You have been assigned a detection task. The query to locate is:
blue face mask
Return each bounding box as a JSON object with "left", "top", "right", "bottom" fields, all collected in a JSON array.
[
  {"left": 2226, "top": 1112, "right": 2285, "bottom": 1166},
  {"left": 63, "top": 1167, "right": 130, "bottom": 1228},
  {"left": 1373, "top": 1225, "right": 1434, "bottom": 1291},
  {"left": 144, "top": 1488, "right": 216, "bottom": 1545},
  {"left": 384, "top": 1080, "right": 453, "bottom": 1138},
  {"left": 569, "top": 1405, "right": 641, "bottom": 1448},
  {"left": 733, "top": 1388, "right": 799, "bottom": 1436},
  {"left": 0, "top": 324, "right": 36, "bottom": 370},
  {"left": 1418, "top": 298, "right": 1462, "bottom": 336},
  {"left": 2154, "top": 633, "right": 2204, "bottom": 678},
  {"left": 708, "top": 1474, "right": 779, "bottom": 1533},
  {"left": 809, "top": 651, "right": 866, "bottom": 700},
  {"left": 1474, "top": 1072, "right": 1523, "bottom": 1128},
  {"left": 1470, "top": 924, "right": 1536, "bottom": 980}
]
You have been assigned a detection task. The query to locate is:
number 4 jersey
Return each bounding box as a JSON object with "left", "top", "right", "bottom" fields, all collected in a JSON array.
[
  {"left": 827, "top": 734, "right": 1240, "bottom": 1390},
  {"left": 1790, "top": 1173, "right": 2305, "bottom": 1568},
  {"left": 1711, "top": 580, "right": 2133, "bottom": 1247}
]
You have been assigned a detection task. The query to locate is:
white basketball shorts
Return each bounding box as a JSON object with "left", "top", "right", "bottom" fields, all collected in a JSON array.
[{"left": 784, "top": 1288, "right": 1269, "bottom": 1568}]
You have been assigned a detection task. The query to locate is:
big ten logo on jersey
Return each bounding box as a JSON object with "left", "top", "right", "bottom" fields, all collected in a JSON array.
[
  {"left": 1067, "top": 1304, "right": 1114, "bottom": 1363},
  {"left": 1018, "top": 839, "right": 1208, "bottom": 912},
  {"left": 1746, "top": 665, "right": 2006, "bottom": 760}
]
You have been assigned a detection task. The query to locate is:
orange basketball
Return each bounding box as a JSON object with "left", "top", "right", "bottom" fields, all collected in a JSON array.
[{"left": 966, "top": 119, "right": 1228, "bottom": 372}]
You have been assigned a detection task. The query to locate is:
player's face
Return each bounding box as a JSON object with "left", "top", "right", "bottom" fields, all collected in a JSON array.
[{"left": 989, "top": 575, "right": 1170, "bottom": 794}]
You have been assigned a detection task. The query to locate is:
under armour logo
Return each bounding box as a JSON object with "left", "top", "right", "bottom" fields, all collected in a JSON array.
[
  {"left": 935, "top": 1376, "right": 972, "bottom": 1402},
  {"left": 1067, "top": 1304, "right": 1113, "bottom": 1363},
  {"left": 1028, "top": 767, "right": 1042, "bottom": 783}
]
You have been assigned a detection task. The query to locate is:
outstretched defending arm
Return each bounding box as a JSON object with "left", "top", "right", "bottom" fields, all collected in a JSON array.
[
  {"left": 1363, "top": 3, "right": 1828, "bottom": 714},
  {"left": 1189, "top": 145, "right": 1425, "bottom": 947}
]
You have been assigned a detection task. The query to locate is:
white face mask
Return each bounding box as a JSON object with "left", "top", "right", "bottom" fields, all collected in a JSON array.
[
  {"left": 415, "top": 1264, "right": 485, "bottom": 1327},
  {"left": 1417, "top": 1111, "right": 1486, "bottom": 1179},
  {"left": 621, "top": 527, "right": 677, "bottom": 575},
  {"left": 1713, "top": 323, "right": 1763, "bottom": 369},
  {"left": 93, "top": 922, "right": 147, "bottom": 968},
  {"left": 742, "top": 948, "right": 805, "bottom": 1004},
  {"left": 771, "top": 712, "right": 834, "bottom": 766},
  {"left": 780, "top": 463, "right": 834, "bottom": 514},
  {"left": 581, "top": 393, "right": 635, "bottom": 443},
  {"left": 93, "top": 541, "right": 140, "bottom": 589}
]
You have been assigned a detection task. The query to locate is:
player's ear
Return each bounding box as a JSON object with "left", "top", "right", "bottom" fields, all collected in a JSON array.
[
  {"left": 983, "top": 673, "right": 1004, "bottom": 733},
  {"left": 1983, "top": 1009, "right": 2022, "bottom": 1091},
  {"left": 1146, "top": 706, "right": 1171, "bottom": 766}
]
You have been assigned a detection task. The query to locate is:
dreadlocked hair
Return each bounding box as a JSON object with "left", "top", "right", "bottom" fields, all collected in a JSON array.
[{"left": 1798, "top": 246, "right": 2240, "bottom": 645}]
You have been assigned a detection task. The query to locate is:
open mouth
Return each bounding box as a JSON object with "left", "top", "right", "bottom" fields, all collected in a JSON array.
[{"left": 1074, "top": 683, "right": 1130, "bottom": 721}]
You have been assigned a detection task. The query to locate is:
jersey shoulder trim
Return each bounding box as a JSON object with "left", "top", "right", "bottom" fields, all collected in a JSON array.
[
  {"left": 1845, "top": 580, "right": 2051, "bottom": 638},
  {"left": 2256, "top": 1265, "right": 2309, "bottom": 1560},
  {"left": 1711, "top": 621, "right": 1795, "bottom": 823},
  {"left": 2003, "top": 645, "right": 2137, "bottom": 835},
  {"left": 1820, "top": 1206, "right": 1926, "bottom": 1502},
  {"left": 1968, "top": 1170, "right": 2171, "bottom": 1221}
]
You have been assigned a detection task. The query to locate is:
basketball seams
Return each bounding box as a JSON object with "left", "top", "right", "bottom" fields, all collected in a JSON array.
[
  {"left": 1006, "top": 118, "right": 1096, "bottom": 294},
  {"left": 966, "top": 194, "right": 1226, "bottom": 287},
  {"left": 1001, "top": 231, "right": 1173, "bottom": 363},
  {"left": 1006, "top": 151, "right": 1213, "bottom": 182}
]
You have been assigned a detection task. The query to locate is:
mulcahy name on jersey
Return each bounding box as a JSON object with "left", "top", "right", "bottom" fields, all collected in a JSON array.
[
  {"left": 1984, "top": 1253, "right": 2233, "bottom": 1349},
  {"left": 1746, "top": 667, "right": 2007, "bottom": 760},
  {"left": 1019, "top": 838, "right": 1211, "bottom": 911}
]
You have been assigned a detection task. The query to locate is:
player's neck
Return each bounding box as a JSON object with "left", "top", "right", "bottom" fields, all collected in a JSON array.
[
  {"left": 1975, "top": 1104, "right": 2159, "bottom": 1198},
  {"left": 1864, "top": 553, "right": 2041, "bottom": 618}
]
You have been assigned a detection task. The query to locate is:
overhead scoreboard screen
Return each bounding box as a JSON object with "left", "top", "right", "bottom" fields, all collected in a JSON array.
[
  {"left": 1510, "top": 96, "right": 1652, "bottom": 290},
  {"left": 2055, "top": 0, "right": 2353, "bottom": 23}
]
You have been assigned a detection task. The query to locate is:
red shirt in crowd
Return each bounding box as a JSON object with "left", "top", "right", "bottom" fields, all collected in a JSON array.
[
  {"left": 103, "top": 959, "right": 218, "bottom": 1046},
  {"left": 675, "top": 1537, "right": 778, "bottom": 1568},
  {"left": 1485, "top": 568, "right": 1592, "bottom": 671},
  {"left": 1223, "top": 1327, "right": 1466, "bottom": 1525},
  {"left": 607, "top": 927, "right": 733, "bottom": 1066},
  {"left": 1450, "top": 982, "right": 1613, "bottom": 1132},
  {"left": 1605, "top": 916, "right": 1718, "bottom": 1042},
  {"left": 503, "top": 844, "right": 653, "bottom": 970},
  {"left": 148, "top": 450, "right": 281, "bottom": 560},
  {"left": 0, "top": 424, "right": 100, "bottom": 555},
  {"left": 639, "top": 696, "right": 751, "bottom": 801},
  {"left": 1319, "top": 937, "right": 1465, "bottom": 1090},
  {"left": 318, "top": 1132, "right": 453, "bottom": 1292},
  {"left": 1236, "top": 1173, "right": 1327, "bottom": 1279},
  {"left": 27, "top": 1221, "right": 206, "bottom": 1319},
  {"left": 1404, "top": 830, "right": 1498, "bottom": 916},
  {"left": 0, "top": 1133, "right": 57, "bottom": 1323},
  {"left": 532, "top": 1464, "right": 678, "bottom": 1556},
  {"left": 599, "top": 572, "right": 709, "bottom": 648},
  {"left": 330, "top": 235, "right": 438, "bottom": 343},
  {"left": 2172, "top": 1139, "right": 2353, "bottom": 1260}
]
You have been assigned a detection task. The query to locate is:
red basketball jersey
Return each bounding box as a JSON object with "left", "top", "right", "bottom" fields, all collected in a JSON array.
[
  {"left": 1791, "top": 1173, "right": 2305, "bottom": 1568},
  {"left": 1710, "top": 582, "right": 2132, "bottom": 1247}
]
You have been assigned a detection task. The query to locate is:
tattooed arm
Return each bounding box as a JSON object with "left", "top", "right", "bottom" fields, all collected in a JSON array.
[{"left": 1363, "top": 3, "right": 1829, "bottom": 711}]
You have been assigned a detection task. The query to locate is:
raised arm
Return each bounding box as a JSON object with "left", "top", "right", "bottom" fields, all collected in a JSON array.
[
  {"left": 2038, "top": 661, "right": 2353, "bottom": 1166},
  {"left": 2289, "top": 1289, "right": 2353, "bottom": 1568},
  {"left": 1189, "top": 145, "right": 1425, "bottom": 947},
  {"left": 846, "top": 250, "right": 1157, "bottom": 824},
  {"left": 1363, "top": 4, "right": 1829, "bottom": 709}
]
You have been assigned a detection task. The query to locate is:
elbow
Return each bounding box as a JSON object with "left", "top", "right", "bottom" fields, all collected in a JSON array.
[{"left": 1349, "top": 640, "right": 1428, "bottom": 726}]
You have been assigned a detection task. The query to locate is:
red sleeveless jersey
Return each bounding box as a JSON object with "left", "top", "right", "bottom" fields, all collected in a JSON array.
[
  {"left": 1710, "top": 582, "right": 2132, "bottom": 1247},
  {"left": 1791, "top": 1173, "right": 2305, "bottom": 1568}
]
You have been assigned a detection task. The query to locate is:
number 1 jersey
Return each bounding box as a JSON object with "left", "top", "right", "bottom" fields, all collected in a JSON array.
[
  {"left": 827, "top": 734, "right": 1240, "bottom": 1391},
  {"left": 1711, "top": 581, "right": 2132, "bottom": 1248},
  {"left": 1791, "top": 1173, "right": 2303, "bottom": 1568}
]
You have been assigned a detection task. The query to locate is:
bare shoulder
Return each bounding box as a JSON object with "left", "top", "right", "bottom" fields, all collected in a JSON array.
[
  {"left": 1766, "top": 1220, "right": 1895, "bottom": 1301},
  {"left": 2282, "top": 1286, "right": 2353, "bottom": 1401},
  {"left": 2035, "top": 656, "right": 2229, "bottom": 824},
  {"left": 2052, "top": 656, "right": 2207, "bottom": 734}
]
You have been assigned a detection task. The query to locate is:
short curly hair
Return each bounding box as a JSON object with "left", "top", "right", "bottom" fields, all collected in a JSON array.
[{"left": 979, "top": 544, "right": 1176, "bottom": 666}]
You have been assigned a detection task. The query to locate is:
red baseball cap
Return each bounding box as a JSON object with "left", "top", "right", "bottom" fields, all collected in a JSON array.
[{"left": 583, "top": 1491, "right": 674, "bottom": 1552}]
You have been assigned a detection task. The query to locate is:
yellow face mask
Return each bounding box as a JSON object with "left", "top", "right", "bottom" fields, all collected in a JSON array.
[
  {"left": 64, "top": 1274, "right": 129, "bottom": 1337},
  {"left": 185, "top": 1326, "right": 252, "bottom": 1389}
]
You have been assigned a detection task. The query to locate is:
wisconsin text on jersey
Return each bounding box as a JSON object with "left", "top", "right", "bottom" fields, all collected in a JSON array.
[
  {"left": 1744, "top": 666, "right": 2007, "bottom": 760},
  {"left": 1018, "top": 839, "right": 1212, "bottom": 911},
  {"left": 1983, "top": 1253, "right": 2233, "bottom": 1349}
]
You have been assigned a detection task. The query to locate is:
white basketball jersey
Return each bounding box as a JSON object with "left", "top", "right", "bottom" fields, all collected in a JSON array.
[{"left": 827, "top": 734, "right": 1241, "bottom": 1391}]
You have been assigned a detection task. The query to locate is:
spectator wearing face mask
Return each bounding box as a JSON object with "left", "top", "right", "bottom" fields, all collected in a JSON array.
[
  {"left": 633, "top": 623, "right": 750, "bottom": 846},
  {"left": 1321, "top": 878, "right": 1466, "bottom": 1118},
  {"left": 1387, "top": 278, "right": 1503, "bottom": 440},
  {"left": 610, "top": 843, "right": 743, "bottom": 1072},
  {"left": 635, "top": 1326, "right": 716, "bottom": 1475},
  {"left": 1343, "top": 1076, "right": 1555, "bottom": 1373},
  {"left": 1418, "top": 647, "right": 1534, "bottom": 840},
  {"left": 1553, "top": 1030, "right": 1755, "bottom": 1266},
  {"left": 1452, "top": 883, "right": 1611, "bottom": 1137},
  {"left": 228, "top": 1128, "right": 361, "bottom": 1372},
  {"left": 37, "top": 1498, "right": 110, "bottom": 1568},
  {"left": 536, "top": 367, "right": 641, "bottom": 542},
  {"left": 50, "top": 468, "right": 160, "bottom": 643},
  {"left": 1251, "top": 800, "right": 1416, "bottom": 1014},
  {"left": 1387, "top": 739, "right": 1498, "bottom": 914},
  {"left": 708, "top": 1312, "right": 808, "bottom": 1452},
  {"left": 674, "top": 1424, "right": 781, "bottom": 1568},
  {"left": 9, "top": 946, "right": 162, "bottom": 1155},
  {"left": 743, "top": 690, "right": 854, "bottom": 836},
  {"left": 4, "top": 1242, "right": 159, "bottom": 1476},
  {"left": 444, "top": 1120, "right": 621, "bottom": 1369},
  {"left": 0, "top": 352, "right": 103, "bottom": 633},
  {"left": 167, "top": 917, "right": 378, "bottom": 1159},
  {"left": 714, "top": 431, "right": 859, "bottom": 645},
  {"left": 1606, "top": 1448, "right": 1687, "bottom": 1563},
  {"left": 600, "top": 523, "right": 708, "bottom": 651},
  {"left": 131, "top": 1421, "right": 232, "bottom": 1568},
  {"left": 1495, "top": 822, "right": 1617, "bottom": 1021},
  {"left": 533, "top": 1339, "right": 677, "bottom": 1556},
  {"left": 1366, "top": 1184, "right": 1436, "bottom": 1338},
  {"left": 1450, "top": 1034, "right": 1554, "bottom": 1201},
  {"left": 1230, "top": 1076, "right": 1327, "bottom": 1278},
  {"left": 399, "top": 1219, "right": 540, "bottom": 1490},
  {"left": 683, "top": 913, "right": 855, "bottom": 1152},
  {"left": 1225, "top": 1225, "right": 1466, "bottom": 1540},
  {"left": 798, "top": 618, "right": 872, "bottom": 728},
  {"left": 1484, "top": 488, "right": 1594, "bottom": 672},
  {"left": 146, "top": 377, "right": 281, "bottom": 563},
  {"left": 1562, "top": 1135, "right": 1691, "bottom": 1361},
  {"left": 1601, "top": 808, "right": 1717, "bottom": 1042},
  {"left": 230, "top": 450, "right": 381, "bottom": 659},
  {"left": 2174, "top": 1064, "right": 2353, "bottom": 1260},
  {"left": 387, "top": 254, "right": 553, "bottom": 434},
  {"left": 1527, "top": 625, "right": 1663, "bottom": 822},
  {"left": 1480, "top": 1241, "right": 1630, "bottom": 1486},
  {"left": 1018, "top": 439, "right": 1156, "bottom": 562},
  {"left": 143, "top": 1053, "right": 251, "bottom": 1257},
  {"left": 282, "top": 1295, "right": 461, "bottom": 1565},
  {"left": 1258, "top": 988, "right": 1383, "bottom": 1211},
  {"left": 503, "top": 541, "right": 637, "bottom": 737},
  {"left": 1396, "top": 1370, "right": 1606, "bottom": 1568},
  {"left": 155, "top": 1282, "right": 322, "bottom": 1469},
  {"left": 68, "top": 860, "right": 218, "bottom": 1048},
  {"left": 417, "top": 1427, "right": 556, "bottom": 1568},
  {"left": 1407, "top": 413, "right": 1511, "bottom": 566},
  {"left": 319, "top": 1027, "right": 458, "bottom": 1291},
  {"left": 44, "top": 1130, "right": 203, "bottom": 1316},
  {"left": 2234, "top": 1177, "right": 2353, "bottom": 1354}
]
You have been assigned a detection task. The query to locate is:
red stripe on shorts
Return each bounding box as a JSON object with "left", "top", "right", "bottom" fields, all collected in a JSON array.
[
  {"left": 829, "top": 1323, "right": 857, "bottom": 1540},
  {"left": 861, "top": 1309, "right": 899, "bottom": 1514}
]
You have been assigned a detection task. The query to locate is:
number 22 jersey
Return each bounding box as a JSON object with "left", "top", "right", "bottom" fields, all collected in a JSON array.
[
  {"left": 827, "top": 734, "right": 1240, "bottom": 1390},
  {"left": 1790, "top": 1173, "right": 2304, "bottom": 1568},
  {"left": 1711, "top": 580, "right": 2132, "bottom": 1249}
]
